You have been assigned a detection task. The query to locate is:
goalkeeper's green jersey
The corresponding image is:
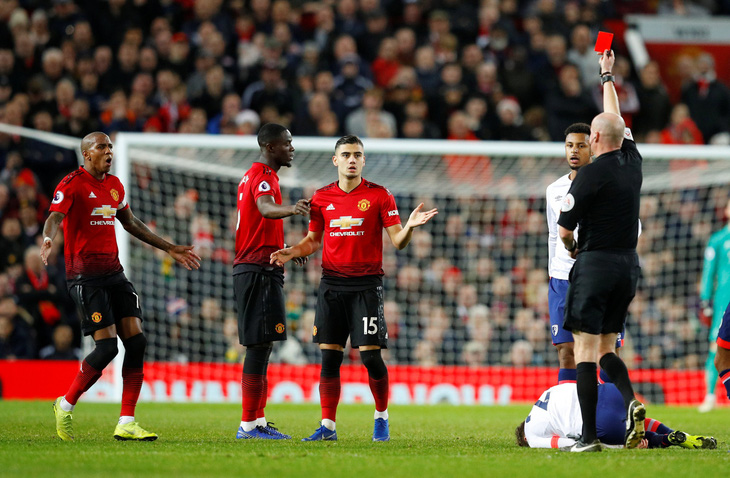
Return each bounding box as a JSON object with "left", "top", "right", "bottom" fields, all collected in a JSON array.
[{"left": 700, "top": 226, "right": 730, "bottom": 321}]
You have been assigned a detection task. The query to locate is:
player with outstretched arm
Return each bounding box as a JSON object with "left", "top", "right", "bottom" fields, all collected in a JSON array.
[
  {"left": 270, "top": 134, "right": 437, "bottom": 442},
  {"left": 233, "top": 123, "right": 310, "bottom": 440},
  {"left": 42, "top": 132, "right": 201, "bottom": 441}
]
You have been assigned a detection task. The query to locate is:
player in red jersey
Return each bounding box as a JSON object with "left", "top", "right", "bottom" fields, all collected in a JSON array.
[
  {"left": 40, "top": 132, "right": 201, "bottom": 442},
  {"left": 271, "top": 134, "right": 437, "bottom": 442},
  {"left": 233, "top": 123, "right": 310, "bottom": 440}
]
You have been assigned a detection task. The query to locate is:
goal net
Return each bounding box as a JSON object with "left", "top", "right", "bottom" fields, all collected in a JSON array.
[
  {"left": 111, "top": 132, "right": 730, "bottom": 406},
  {"left": 3, "top": 121, "right": 730, "bottom": 406}
]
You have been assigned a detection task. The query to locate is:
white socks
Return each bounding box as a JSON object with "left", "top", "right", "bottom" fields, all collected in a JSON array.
[
  {"left": 118, "top": 416, "right": 134, "bottom": 425},
  {"left": 256, "top": 417, "right": 267, "bottom": 427},
  {"left": 322, "top": 419, "right": 336, "bottom": 431},
  {"left": 374, "top": 409, "right": 388, "bottom": 420},
  {"left": 240, "top": 420, "right": 257, "bottom": 432},
  {"left": 60, "top": 397, "right": 74, "bottom": 412}
]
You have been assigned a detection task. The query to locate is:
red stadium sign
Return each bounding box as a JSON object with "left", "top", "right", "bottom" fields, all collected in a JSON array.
[{"left": 0, "top": 360, "right": 721, "bottom": 406}]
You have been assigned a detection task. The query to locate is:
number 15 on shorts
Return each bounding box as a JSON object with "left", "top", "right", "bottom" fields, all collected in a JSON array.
[{"left": 363, "top": 316, "right": 378, "bottom": 335}]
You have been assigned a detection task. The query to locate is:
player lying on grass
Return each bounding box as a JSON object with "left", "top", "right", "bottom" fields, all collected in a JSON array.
[{"left": 515, "top": 382, "right": 717, "bottom": 450}]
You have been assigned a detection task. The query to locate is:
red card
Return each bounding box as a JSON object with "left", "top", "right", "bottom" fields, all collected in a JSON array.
[{"left": 594, "top": 31, "right": 613, "bottom": 53}]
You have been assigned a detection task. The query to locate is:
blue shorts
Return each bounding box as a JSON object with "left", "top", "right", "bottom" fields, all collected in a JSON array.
[
  {"left": 596, "top": 383, "right": 627, "bottom": 445},
  {"left": 549, "top": 278, "right": 624, "bottom": 347},
  {"left": 549, "top": 278, "right": 573, "bottom": 345},
  {"left": 717, "top": 302, "right": 730, "bottom": 350}
]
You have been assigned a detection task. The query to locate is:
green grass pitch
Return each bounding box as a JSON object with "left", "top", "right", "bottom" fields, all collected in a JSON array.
[{"left": 1, "top": 401, "right": 728, "bottom": 477}]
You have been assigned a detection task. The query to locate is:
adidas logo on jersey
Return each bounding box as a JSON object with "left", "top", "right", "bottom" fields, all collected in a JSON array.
[
  {"left": 89, "top": 192, "right": 97, "bottom": 198},
  {"left": 326, "top": 204, "right": 335, "bottom": 211}
]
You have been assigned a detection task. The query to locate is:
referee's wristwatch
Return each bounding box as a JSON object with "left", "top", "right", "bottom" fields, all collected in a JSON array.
[
  {"left": 600, "top": 71, "right": 615, "bottom": 86},
  {"left": 567, "top": 240, "right": 578, "bottom": 253}
]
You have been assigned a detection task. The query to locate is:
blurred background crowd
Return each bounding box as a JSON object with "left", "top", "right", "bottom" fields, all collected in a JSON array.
[{"left": 1, "top": 0, "right": 730, "bottom": 369}]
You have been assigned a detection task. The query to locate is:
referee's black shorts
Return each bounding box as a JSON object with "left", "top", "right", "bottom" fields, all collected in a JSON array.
[
  {"left": 563, "top": 250, "right": 640, "bottom": 335},
  {"left": 234, "top": 270, "right": 287, "bottom": 346},
  {"left": 314, "top": 281, "right": 388, "bottom": 349}
]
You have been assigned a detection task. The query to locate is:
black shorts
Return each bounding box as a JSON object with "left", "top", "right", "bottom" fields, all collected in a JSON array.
[
  {"left": 234, "top": 269, "right": 286, "bottom": 346},
  {"left": 68, "top": 273, "right": 143, "bottom": 336},
  {"left": 314, "top": 279, "right": 388, "bottom": 349},
  {"left": 563, "top": 251, "right": 640, "bottom": 335}
]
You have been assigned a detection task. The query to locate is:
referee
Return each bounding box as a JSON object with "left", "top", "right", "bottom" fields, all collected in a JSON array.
[{"left": 557, "top": 50, "right": 644, "bottom": 452}]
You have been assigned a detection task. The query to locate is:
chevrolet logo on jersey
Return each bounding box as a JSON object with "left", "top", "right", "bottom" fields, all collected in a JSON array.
[
  {"left": 92, "top": 205, "right": 117, "bottom": 218},
  {"left": 330, "top": 216, "right": 363, "bottom": 229},
  {"left": 330, "top": 216, "right": 365, "bottom": 236},
  {"left": 90, "top": 205, "right": 117, "bottom": 225}
]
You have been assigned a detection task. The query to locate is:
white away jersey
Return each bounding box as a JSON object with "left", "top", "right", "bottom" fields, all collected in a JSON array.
[
  {"left": 546, "top": 174, "right": 577, "bottom": 280},
  {"left": 524, "top": 383, "right": 582, "bottom": 448}
]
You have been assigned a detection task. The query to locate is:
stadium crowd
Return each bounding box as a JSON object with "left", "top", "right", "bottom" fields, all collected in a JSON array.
[{"left": 1, "top": 0, "right": 730, "bottom": 369}]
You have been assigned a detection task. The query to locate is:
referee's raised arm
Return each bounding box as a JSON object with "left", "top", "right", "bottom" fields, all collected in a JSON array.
[
  {"left": 557, "top": 50, "right": 645, "bottom": 453},
  {"left": 598, "top": 50, "right": 620, "bottom": 117}
]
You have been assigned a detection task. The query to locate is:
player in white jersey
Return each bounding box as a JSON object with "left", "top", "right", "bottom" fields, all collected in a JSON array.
[
  {"left": 547, "top": 123, "right": 637, "bottom": 384},
  {"left": 515, "top": 382, "right": 717, "bottom": 450},
  {"left": 546, "top": 123, "right": 595, "bottom": 384}
]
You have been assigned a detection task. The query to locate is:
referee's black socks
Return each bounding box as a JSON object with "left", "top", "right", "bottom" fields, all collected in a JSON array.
[
  {"left": 599, "top": 352, "right": 636, "bottom": 410},
  {"left": 576, "top": 362, "right": 598, "bottom": 443}
]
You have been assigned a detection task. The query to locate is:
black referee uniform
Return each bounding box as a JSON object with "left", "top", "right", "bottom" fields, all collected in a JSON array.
[{"left": 558, "top": 128, "right": 642, "bottom": 335}]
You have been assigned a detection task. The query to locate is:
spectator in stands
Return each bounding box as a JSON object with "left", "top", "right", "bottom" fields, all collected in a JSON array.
[
  {"left": 660, "top": 103, "right": 704, "bottom": 145},
  {"left": 345, "top": 87, "right": 396, "bottom": 137},
  {"left": 681, "top": 53, "right": 730, "bottom": 144},
  {"left": 462, "top": 340, "right": 487, "bottom": 367},
  {"left": 333, "top": 53, "right": 372, "bottom": 118},
  {"left": 39, "top": 323, "right": 80, "bottom": 360},
  {"left": 191, "top": 64, "right": 231, "bottom": 120},
  {"left": 545, "top": 63, "right": 598, "bottom": 140},
  {"left": 0, "top": 295, "right": 35, "bottom": 359},
  {"left": 494, "top": 96, "right": 537, "bottom": 141},
  {"left": 242, "top": 59, "right": 294, "bottom": 125},
  {"left": 509, "top": 340, "right": 534, "bottom": 367},
  {"left": 567, "top": 24, "right": 599, "bottom": 90},
  {"left": 16, "top": 245, "right": 67, "bottom": 346},
  {"left": 633, "top": 61, "right": 672, "bottom": 140},
  {"left": 207, "top": 93, "right": 241, "bottom": 135},
  {"left": 371, "top": 36, "right": 400, "bottom": 89}
]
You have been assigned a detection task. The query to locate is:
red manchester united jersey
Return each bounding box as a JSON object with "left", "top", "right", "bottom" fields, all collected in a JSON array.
[
  {"left": 49, "top": 167, "right": 128, "bottom": 279},
  {"left": 309, "top": 179, "right": 401, "bottom": 277},
  {"left": 234, "top": 162, "right": 284, "bottom": 266}
]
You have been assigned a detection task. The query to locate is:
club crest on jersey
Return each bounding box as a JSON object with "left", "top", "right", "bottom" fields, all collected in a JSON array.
[
  {"left": 91, "top": 312, "right": 102, "bottom": 323},
  {"left": 259, "top": 181, "right": 271, "bottom": 192},
  {"left": 275, "top": 323, "right": 285, "bottom": 334},
  {"left": 552, "top": 324, "right": 558, "bottom": 336},
  {"left": 357, "top": 199, "right": 371, "bottom": 211},
  {"left": 110, "top": 189, "right": 119, "bottom": 201},
  {"left": 313, "top": 326, "right": 318, "bottom": 336},
  {"left": 52, "top": 191, "right": 64, "bottom": 204},
  {"left": 561, "top": 193, "right": 575, "bottom": 212}
]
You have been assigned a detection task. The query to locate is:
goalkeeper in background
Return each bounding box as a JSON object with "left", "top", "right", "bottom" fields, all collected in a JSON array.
[{"left": 697, "top": 198, "right": 730, "bottom": 412}]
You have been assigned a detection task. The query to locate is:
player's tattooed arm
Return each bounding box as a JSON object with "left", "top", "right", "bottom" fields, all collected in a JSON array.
[
  {"left": 257, "top": 196, "right": 311, "bottom": 219},
  {"left": 40, "top": 211, "right": 65, "bottom": 265},
  {"left": 116, "top": 207, "right": 201, "bottom": 270}
]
